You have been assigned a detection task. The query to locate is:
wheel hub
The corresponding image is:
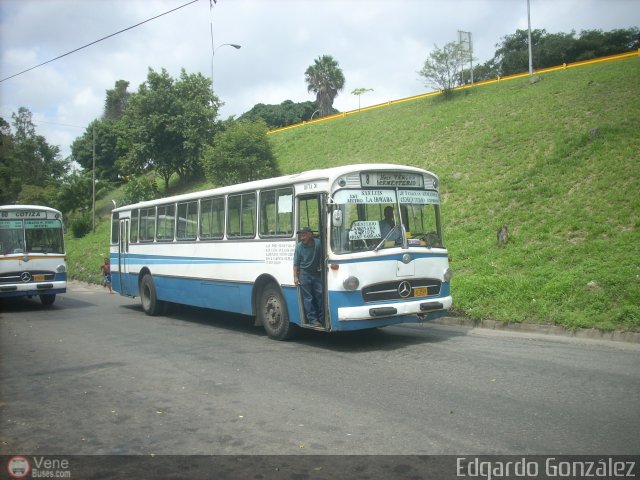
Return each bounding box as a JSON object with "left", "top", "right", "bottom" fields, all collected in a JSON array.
[{"left": 265, "top": 296, "right": 281, "bottom": 326}]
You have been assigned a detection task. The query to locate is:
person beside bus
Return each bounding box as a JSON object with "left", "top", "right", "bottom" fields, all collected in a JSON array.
[
  {"left": 293, "top": 227, "right": 324, "bottom": 327},
  {"left": 379, "top": 206, "right": 401, "bottom": 244},
  {"left": 100, "top": 257, "right": 113, "bottom": 294}
]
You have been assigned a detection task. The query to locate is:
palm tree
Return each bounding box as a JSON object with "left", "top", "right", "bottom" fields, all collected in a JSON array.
[{"left": 304, "top": 55, "right": 345, "bottom": 117}]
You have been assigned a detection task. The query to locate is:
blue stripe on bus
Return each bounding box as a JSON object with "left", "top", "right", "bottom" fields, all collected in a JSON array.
[
  {"left": 112, "top": 267, "right": 449, "bottom": 331},
  {"left": 114, "top": 272, "right": 304, "bottom": 323}
]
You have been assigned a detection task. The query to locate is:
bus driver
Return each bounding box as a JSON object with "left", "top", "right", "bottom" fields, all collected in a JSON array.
[{"left": 379, "top": 206, "right": 401, "bottom": 244}]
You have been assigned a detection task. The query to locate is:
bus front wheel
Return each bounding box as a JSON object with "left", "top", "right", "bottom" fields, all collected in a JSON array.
[
  {"left": 40, "top": 294, "right": 56, "bottom": 306},
  {"left": 140, "top": 274, "right": 165, "bottom": 316},
  {"left": 259, "top": 284, "right": 295, "bottom": 340}
]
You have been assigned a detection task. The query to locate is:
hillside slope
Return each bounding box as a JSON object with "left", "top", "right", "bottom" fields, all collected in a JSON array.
[{"left": 268, "top": 57, "right": 640, "bottom": 331}]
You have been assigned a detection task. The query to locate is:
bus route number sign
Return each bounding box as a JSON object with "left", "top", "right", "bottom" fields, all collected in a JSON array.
[{"left": 361, "top": 172, "right": 424, "bottom": 188}]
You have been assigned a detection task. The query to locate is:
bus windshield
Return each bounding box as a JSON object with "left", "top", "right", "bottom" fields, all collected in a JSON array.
[
  {"left": 0, "top": 219, "right": 64, "bottom": 255},
  {"left": 331, "top": 188, "right": 443, "bottom": 253}
]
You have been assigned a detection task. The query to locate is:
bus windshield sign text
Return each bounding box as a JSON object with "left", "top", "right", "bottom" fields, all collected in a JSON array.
[
  {"left": 333, "top": 190, "right": 397, "bottom": 204},
  {"left": 399, "top": 190, "right": 440, "bottom": 205}
]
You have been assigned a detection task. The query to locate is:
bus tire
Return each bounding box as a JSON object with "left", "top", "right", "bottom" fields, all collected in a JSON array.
[
  {"left": 140, "top": 274, "right": 165, "bottom": 316},
  {"left": 40, "top": 294, "right": 56, "bottom": 306},
  {"left": 259, "top": 284, "right": 295, "bottom": 340}
]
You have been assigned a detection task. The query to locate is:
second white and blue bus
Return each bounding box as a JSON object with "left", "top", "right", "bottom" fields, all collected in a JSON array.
[
  {"left": 0, "top": 205, "right": 67, "bottom": 305},
  {"left": 109, "top": 164, "right": 452, "bottom": 339}
]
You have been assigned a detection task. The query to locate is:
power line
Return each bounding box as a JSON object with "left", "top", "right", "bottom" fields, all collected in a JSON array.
[
  {"left": 33, "top": 120, "right": 84, "bottom": 129},
  {"left": 0, "top": 0, "right": 200, "bottom": 83},
  {"left": 0, "top": 108, "right": 84, "bottom": 129}
]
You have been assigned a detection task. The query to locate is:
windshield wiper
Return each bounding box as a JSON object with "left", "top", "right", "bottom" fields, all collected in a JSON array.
[{"left": 374, "top": 225, "right": 404, "bottom": 252}]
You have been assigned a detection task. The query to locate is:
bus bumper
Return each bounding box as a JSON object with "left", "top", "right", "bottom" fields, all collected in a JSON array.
[
  {"left": 337, "top": 295, "right": 452, "bottom": 321},
  {"left": 0, "top": 281, "right": 67, "bottom": 298}
]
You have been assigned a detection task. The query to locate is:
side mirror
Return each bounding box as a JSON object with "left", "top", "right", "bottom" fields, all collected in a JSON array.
[{"left": 332, "top": 209, "right": 343, "bottom": 227}]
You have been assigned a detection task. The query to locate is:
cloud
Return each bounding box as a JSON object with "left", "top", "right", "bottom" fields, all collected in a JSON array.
[{"left": 1, "top": 0, "right": 636, "bottom": 158}]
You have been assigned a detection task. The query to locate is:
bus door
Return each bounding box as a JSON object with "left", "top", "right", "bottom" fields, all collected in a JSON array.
[
  {"left": 118, "top": 219, "right": 130, "bottom": 296},
  {"left": 296, "top": 194, "right": 327, "bottom": 329}
]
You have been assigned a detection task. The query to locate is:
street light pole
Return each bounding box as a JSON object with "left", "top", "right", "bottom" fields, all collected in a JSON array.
[{"left": 210, "top": 42, "right": 241, "bottom": 96}]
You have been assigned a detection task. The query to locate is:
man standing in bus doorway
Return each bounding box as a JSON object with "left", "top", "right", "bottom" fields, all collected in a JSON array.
[{"left": 293, "top": 227, "right": 324, "bottom": 327}]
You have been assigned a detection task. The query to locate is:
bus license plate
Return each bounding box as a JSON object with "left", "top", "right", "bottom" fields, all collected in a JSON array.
[
  {"left": 413, "top": 287, "right": 428, "bottom": 297},
  {"left": 33, "top": 275, "right": 45, "bottom": 281}
]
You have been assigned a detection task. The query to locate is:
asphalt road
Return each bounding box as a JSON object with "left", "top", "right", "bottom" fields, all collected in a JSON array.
[{"left": 1, "top": 282, "right": 639, "bottom": 456}]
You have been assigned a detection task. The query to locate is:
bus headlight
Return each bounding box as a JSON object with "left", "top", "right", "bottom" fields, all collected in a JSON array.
[
  {"left": 56, "top": 265, "right": 67, "bottom": 273},
  {"left": 443, "top": 268, "right": 452, "bottom": 282},
  {"left": 343, "top": 276, "right": 360, "bottom": 291}
]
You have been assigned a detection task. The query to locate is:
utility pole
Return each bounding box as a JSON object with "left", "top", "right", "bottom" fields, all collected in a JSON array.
[
  {"left": 527, "top": 0, "right": 533, "bottom": 75},
  {"left": 92, "top": 125, "right": 96, "bottom": 232}
]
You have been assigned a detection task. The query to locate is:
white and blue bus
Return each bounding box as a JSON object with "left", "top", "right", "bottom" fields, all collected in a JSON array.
[
  {"left": 110, "top": 164, "right": 452, "bottom": 339},
  {"left": 0, "top": 205, "right": 67, "bottom": 305}
]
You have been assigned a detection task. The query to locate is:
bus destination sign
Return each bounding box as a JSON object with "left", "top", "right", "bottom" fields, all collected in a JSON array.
[
  {"left": 0, "top": 210, "right": 50, "bottom": 219},
  {"left": 361, "top": 172, "right": 424, "bottom": 188}
]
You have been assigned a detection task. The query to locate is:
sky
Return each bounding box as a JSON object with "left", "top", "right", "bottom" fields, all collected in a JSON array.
[{"left": 0, "top": 0, "right": 637, "bottom": 159}]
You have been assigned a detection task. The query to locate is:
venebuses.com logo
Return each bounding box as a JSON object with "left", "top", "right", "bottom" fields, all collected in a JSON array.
[
  {"left": 6, "top": 456, "right": 30, "bottom": 479},
  {"left": 6, "top": 456, "right": 71, "bottom": 479}
]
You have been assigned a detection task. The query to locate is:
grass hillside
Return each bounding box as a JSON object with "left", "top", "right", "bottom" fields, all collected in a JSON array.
[
  {"left": 267, "top": 57, "right": 640, "bottom": 331},
  {"left": 68, "top": 57, "right": 639, "bottom": 332}
]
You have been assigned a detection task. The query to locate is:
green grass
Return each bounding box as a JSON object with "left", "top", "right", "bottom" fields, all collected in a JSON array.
[
  {"left": 268, "top": 58, "right": 640, "bottom": 331},
  {"left": 65, "top": 220, "right": 111, "bottom": 286},
  {"left": 68, "top": 57, "right": 640, "bottom": 331}
]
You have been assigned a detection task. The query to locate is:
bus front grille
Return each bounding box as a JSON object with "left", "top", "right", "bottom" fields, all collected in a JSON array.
[
  {"left": 362, "top": 278, "right": 442, "bottom": 303},
  {"left": 0, "top": 271, "right": 56, "bottom": 284}
]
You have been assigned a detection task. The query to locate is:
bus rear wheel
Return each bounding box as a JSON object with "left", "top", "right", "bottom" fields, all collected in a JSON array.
[
  {"left": 140, "top": 274, "right": 165, "bottom": 316},
  {"left": 40, "top": 294, "right": 56, "bottom": 306},
  {"left": 259, "top": 284, "right": 295, "bottom": 340}
]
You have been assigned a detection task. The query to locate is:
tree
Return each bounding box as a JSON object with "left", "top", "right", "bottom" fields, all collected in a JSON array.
[
  {"left": 305, "top": 55, "right": 345, "bottom": 117},
  {"left": 118, "top": 68, "right": 220, "bottom": 190},
  {"left": 0, "top": 117, "right": 19, "bottom": 203},
  {"left": 70, "top": 119, "right": 122, "bottom": 182},
  {"left": 12, "top": 107, "right": 36, "bottom": 140},
  {"left": 468, "top": 61, "right": 498, "bottom": 83},
  {"left": 351, "top": 87, "right": 373, "bottom": 110},
  {"left": 1, "top": 108, "right": 68, "bottom": 205},
  {"left": 202, "top": 119, "right": 279, "bottom": 186},
  {"left": 418, "top": 42, "right": 467, "bottom": 94},
  {"left": 120, "top": 175, "right": 159, "bottom": 205},
  {"left": 71, "top": 80, "right": 131, "bottom": 183},
  {"left": 489, "top": 28, "right": 640, "bottom": 77},
  {"left": 239, "top": 100, "right": 317, "bottom": 129},
  {"left": 574, "top": 28, "right": 640, "bottom": 61},
  {"left": 56, "top": 170, "right": 93, "bottom": 214},
  {"left": 104, "top": 80, "right": 130, "bottom": 121}
]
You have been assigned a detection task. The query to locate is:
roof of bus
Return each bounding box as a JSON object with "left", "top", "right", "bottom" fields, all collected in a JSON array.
[
  {"left": 0, "top": 204, "right": 63, "bottom": 214},
  {"left": 112, "top": 163, "right": 437, "bottom": 212}
]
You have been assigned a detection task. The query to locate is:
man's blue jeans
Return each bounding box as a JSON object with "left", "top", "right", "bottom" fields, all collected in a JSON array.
[{"left": 299, "top": 271, "right": 324, "bottom": 324}]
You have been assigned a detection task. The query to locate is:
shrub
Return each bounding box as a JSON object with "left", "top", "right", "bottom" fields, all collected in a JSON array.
[
  {"left": 69, "top": 212, "right": 92, "bottom": 238},
  {"left": 121, "top": 176, "right": 158, "bottom": 205}
]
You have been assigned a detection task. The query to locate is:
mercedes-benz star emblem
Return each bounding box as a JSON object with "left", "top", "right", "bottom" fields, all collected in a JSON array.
[
  {"left": 398, "top": 281, "right": 412, "bottom": 298},
  {"left": 21, "top": 272, "right": 32, "bottom": 282}
]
